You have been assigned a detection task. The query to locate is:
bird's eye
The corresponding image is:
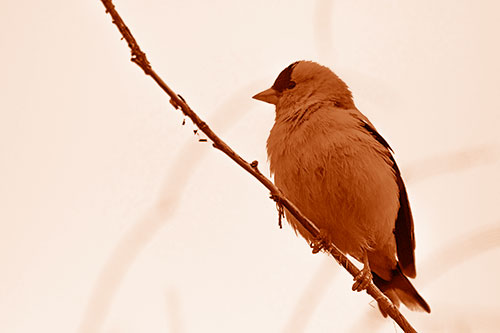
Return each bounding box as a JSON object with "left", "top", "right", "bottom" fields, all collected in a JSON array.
[{"left": 288, "top": 81, "right": 296, "bottom": 89}]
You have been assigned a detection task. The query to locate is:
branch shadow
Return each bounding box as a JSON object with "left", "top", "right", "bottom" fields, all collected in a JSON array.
[
  {"left": 350, "top": 222, "right": 500, "bottom": 332},
  {"left": 77, "top": 82, "right": 263, "bottom": 333}
]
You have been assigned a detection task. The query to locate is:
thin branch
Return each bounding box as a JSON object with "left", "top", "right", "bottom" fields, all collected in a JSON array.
[
  {"left": 351, "top": 222, "right": 500, "bottom": 332},
  {"left": 99, "top": 1, "right": 418, "bottom": 332}
]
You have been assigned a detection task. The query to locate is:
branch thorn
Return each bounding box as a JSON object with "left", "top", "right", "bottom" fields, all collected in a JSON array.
[{"left": 270, "top": 193, "right": 284, "bottom": 229}]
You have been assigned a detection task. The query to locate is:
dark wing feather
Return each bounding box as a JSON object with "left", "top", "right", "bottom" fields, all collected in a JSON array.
[{"left": 360, "top": 121, "right": 417, "bottom": 278}]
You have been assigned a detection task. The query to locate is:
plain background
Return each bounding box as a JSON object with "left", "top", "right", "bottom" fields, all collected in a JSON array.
[{"left": 1, "top": 0, "right": 500, "bottom": 332}]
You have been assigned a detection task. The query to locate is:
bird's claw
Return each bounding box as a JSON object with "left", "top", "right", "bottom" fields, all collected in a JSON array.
[
  {"left": 352, "top": 266, "right": 372, "bottom": 292},
  {"left": 310, "top": 239, "right": 325, "bottom": 254},
  {"left": 310, "top": 231, "right": 331, "bottom": 254}
]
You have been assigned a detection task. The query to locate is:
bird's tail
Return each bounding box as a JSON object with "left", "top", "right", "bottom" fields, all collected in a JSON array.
[{"left": 372, "top": 264, "right": 430, "bottom": 317}]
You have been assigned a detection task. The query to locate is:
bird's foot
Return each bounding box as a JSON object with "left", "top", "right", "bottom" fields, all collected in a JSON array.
[
  {"left": 310, "top": 230, "right": 332, "bottom": 254},
  {"left": 352, "top": 265, "right": 372, "bottom": 292},
  {"left": 310, "top": 239, "right": 326, "bottom": 254}
]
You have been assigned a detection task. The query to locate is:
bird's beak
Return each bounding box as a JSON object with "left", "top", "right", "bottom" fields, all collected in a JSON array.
[{"left": 252, "top": 88, "right": 279, "bottom": 105}]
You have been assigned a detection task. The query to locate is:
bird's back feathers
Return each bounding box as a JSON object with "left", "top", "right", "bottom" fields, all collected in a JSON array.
[{"left": 359, "top": 121, "right": 417, "bottom": 278}]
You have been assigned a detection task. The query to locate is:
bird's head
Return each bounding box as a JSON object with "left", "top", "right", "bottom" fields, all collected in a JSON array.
[{"left": 253, "top": 61, "right": 355, "bottom": 115}]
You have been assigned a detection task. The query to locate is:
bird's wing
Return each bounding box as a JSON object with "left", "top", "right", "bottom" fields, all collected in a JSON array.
[{"left": 350, "top": 110, "right": 417, "bottom": 278}]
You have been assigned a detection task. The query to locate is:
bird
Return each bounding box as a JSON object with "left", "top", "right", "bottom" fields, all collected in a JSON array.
[{"left": 252, "top": 60, "right": 430, "bottom": 315}]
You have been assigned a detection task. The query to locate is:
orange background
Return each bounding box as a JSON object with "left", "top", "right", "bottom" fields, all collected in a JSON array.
[{"left": 1, "top": 1, "right": 499, "bottom": 332}]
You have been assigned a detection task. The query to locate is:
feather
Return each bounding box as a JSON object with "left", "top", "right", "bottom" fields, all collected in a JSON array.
[{"left": 359, "top": 120, "right": 416, "bottom": 278}]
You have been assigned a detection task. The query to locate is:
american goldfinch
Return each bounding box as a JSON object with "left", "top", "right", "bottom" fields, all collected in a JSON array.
[{"left": 253, "top": 61, "right": 430, "bottom": 314}]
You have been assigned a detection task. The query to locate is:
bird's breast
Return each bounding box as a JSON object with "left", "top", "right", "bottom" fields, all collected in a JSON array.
[{"left": 266, "top": 108, "right": 399, "bottom": 257}]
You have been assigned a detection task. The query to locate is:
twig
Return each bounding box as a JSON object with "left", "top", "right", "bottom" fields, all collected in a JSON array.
[
  {"left": 352, "top": 222, "right": 500, "bottom": 332},
  {"left": 99, "top": 1, "right": 418, "bottom": 332}
]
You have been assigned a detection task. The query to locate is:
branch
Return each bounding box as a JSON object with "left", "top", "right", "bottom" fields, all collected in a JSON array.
[{"left": 99, "top": 1, "right": 418, "bottom": 332}]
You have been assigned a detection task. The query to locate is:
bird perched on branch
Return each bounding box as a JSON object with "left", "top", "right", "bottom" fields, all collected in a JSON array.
[{"left": 253, "top": 61, "right": 430, "bottom": 315}]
